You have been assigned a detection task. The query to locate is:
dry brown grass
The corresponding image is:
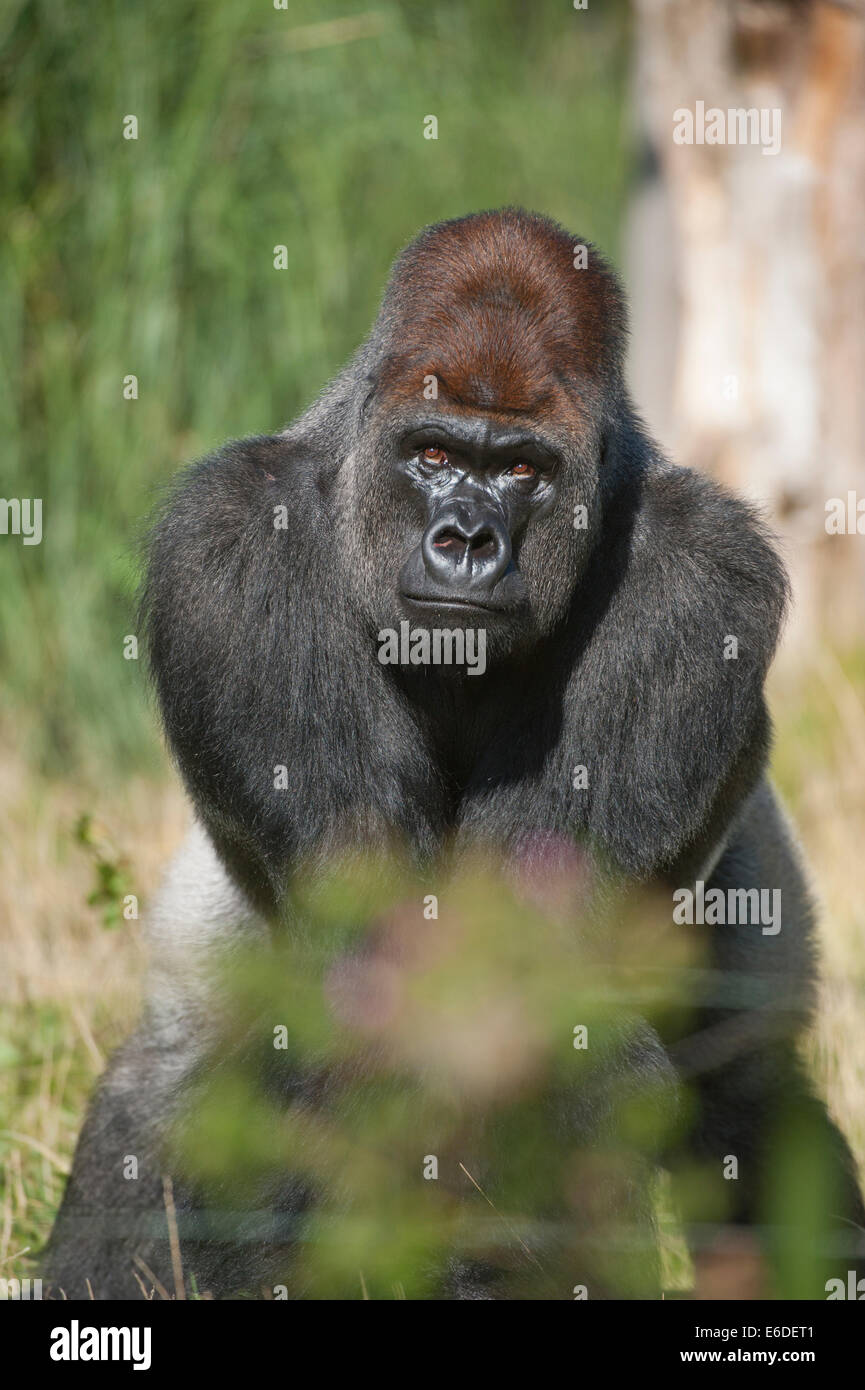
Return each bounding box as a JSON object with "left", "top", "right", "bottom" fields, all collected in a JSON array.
[
  {"left": 0, "top": 754, "right": 187, "bottom": 1275},
  {"left": 771, "top": 649, "right": 865, "bottom": 1180}
]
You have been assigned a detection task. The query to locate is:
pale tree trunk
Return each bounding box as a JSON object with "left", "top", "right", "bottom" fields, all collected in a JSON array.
[{"left": 627, "top": 0, "right": 865, "bottom": 643}]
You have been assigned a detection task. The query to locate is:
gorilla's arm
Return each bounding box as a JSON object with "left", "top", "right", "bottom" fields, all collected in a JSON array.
[{"left": 566, "top": 458, "right": 788, "bottom": 878}]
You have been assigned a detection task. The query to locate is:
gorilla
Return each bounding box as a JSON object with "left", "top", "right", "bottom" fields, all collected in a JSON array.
[{"left": 46, "top": 208, "right": 864, "bottom": 1300}]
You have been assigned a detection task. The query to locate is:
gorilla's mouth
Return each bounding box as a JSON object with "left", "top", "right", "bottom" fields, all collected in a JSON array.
[{"left": 400, "top": 592, "right": 506, "bottom": 615}]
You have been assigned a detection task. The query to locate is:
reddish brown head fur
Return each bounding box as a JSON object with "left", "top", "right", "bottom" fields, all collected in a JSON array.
[{"left": 374, "top": 208, "right": 626, "bottom": 421}]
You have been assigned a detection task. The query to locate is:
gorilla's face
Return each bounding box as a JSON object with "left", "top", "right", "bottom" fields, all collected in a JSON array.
[
  {"left": 394, "top": 411, "right": 559, "bottom": 617},
  {"left": 344, "top": 401, "right": 602, "bottom": 665}
]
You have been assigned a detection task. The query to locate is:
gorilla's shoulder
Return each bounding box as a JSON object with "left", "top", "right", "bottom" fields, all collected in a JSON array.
[
  {"left": 152, "top": 434, "right": 327, "bottom": 547},
  {"left": 174, "top": 433, "right": 320, "bottom": 500},
  {"left": 626, "top": 462, "right": 789, "bottom": 629}
]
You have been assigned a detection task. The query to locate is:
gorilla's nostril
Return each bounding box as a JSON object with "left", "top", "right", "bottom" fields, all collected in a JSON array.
[
  {"left": 433, "top": 529, "right": 466, "bottom": 552},
  {"left": 471, "top": 533, "right": 496, "bottom": 560}
]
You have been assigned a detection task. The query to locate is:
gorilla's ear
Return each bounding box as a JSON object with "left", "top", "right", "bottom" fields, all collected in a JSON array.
[{"left": 568, "top": 457, "right": 789, "bottom": 879}]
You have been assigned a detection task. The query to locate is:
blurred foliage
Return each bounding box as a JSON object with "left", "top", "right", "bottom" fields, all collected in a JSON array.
[
  {"left": 155, "top": 851, "right": 857, "bottom": 1299},
  {"left": 0, "top": 0, "right": 632, "bottom": 774},
  {"left": 73, "top": 812, "right": 134, "bottom": 927},
  {"left": 171, "top": 852, "right": 685, "bottom": 1298}
]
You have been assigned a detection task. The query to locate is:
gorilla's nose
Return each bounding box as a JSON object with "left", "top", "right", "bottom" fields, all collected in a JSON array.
[{"left": 422, "top": 505, "right": 511, "bottom": 592}]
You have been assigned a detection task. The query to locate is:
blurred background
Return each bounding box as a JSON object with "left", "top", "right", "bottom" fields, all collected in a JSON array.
[{"left": 1, "top": 0, "right": 863, "bottom": 1294}]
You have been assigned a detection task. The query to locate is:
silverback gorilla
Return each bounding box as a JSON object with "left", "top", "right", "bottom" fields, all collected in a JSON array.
[{"left": 47, "top": 209, "right": 864, "bottom": 1299}]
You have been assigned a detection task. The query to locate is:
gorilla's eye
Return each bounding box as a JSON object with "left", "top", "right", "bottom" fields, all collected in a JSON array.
[
  {"left": 509, "top": 460, "right": 536, "bottom": 478},
  {"left": 421, "top": 445, "right": 449, "bottom": 467}
]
